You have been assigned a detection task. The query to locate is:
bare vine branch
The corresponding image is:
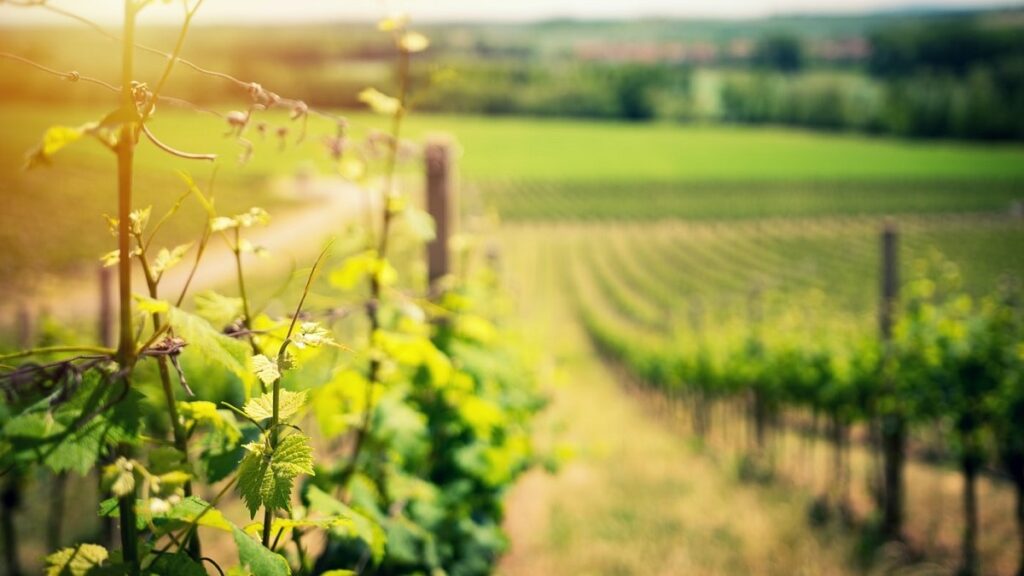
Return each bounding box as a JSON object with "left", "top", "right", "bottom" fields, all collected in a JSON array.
[{"left": 141, "top": 123, "right": 217, "bottom": 161}]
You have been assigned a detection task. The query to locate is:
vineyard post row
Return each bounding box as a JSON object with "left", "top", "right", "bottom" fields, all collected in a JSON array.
[
  {"left": 426, "top": 136, "right": 455, "bottom": 289},
  {"left": 879, "top": 221, "right": 905, "bottom": 540}
]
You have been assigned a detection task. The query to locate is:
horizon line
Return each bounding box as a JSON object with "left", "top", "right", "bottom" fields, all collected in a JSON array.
[{"left": 0, "top": 1, "right": 1021, "bottom": 28}]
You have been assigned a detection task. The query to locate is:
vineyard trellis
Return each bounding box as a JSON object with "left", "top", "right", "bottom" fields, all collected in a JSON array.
[
  {"left": 570, "top": 217, "right": 1024, "bottom": 576},
  {"left": 0, "top": 2, "right": 542, "bottom": 576}
]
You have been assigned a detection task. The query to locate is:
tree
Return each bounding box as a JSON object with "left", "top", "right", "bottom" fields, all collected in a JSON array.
[{"left": 752, "top": 34, "right": 805, "bottom": 73}]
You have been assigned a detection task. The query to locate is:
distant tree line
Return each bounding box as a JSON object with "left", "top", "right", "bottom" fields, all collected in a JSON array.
[
  {"left": 414, "top": 61, "right": 689, "bottom": 121},
  {"left": 3, "top": 17, "right": 1022, "bottom": 139},
  {"left": 720, "top": 21, "right": 1024, "bottom": 140}
]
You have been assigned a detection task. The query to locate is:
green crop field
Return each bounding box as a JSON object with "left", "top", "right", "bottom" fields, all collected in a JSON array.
[{"left": 4, "top": 101, "right": 1024, "bottom": 280}]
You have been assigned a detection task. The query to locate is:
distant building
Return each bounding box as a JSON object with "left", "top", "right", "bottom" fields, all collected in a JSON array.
[
  {"left": 574, "top": 41, "right": 718, "bottom": 64},
  {"left": 809, "top": 38, "right": 870, "bottom": 62}
]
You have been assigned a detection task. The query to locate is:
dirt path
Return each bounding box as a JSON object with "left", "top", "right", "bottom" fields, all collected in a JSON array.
[
  {"left": 497, "top": 328, "right": 864, "bottom": 576},
  {"left": 2, "top": 176, "right": 373, "bottom": 327}
]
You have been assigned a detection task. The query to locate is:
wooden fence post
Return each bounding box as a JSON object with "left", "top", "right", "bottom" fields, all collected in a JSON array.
[
  {"left": 425, "top": 137, "right": 454, "bottom": 291},
  {"left": 2, "top": 304, "right": 31, "bottom": 575},
  {"left": 880, "top": 223, "right": 899, "bottom": 340},
  {"left": 99, "top": 266, "right": 115, "bottom": 348},
  {"left": 879, "top": 220, "right": 905, "bottom": 540},
  {"left": 96, "top": 265, "right": 118, "bottom": 550},
  {"left": 15, "top": 304, "right": 34, "bottom": 349}
]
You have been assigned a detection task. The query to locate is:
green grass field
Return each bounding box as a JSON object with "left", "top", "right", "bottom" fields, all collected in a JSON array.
[{"left": 3, "top": 101, "right": 1023, "bottom": 281}]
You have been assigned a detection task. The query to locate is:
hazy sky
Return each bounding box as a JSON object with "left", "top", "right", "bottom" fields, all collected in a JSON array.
[{"left": 1, "top": 0, "right": 1020, "bottom": 25}]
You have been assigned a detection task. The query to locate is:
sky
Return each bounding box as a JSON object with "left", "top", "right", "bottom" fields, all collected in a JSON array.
[{"left": 0, "top": 0, "right": 1020, "bottom": 25}]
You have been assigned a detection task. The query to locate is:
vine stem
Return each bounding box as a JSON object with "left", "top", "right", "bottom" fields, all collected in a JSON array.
[
  {"left": 115, "top": 2, "right": 139, "bottom": 574},
  {"left": 115, "top": 7, "right": 205, "bottom": 559},
  {"left": 231, "top": 227, "right": 266, "bottom": 391},
  {"left": 260, "top": 243, "right": 332, "bottom": 548},
  {"left": 259, "top": 377, "right": 285, "bottom": 546},
  {"left": 340, "top": 42, "right": 412, "bottom": 495},
  {"left": 0, "top": 346, "right": 114, "bottom": 361},
  {"left": 116, "top": 0, "right": 136, "bottom": 368},
  {"left": 134, "top": 230, "right": 202, "bottom": 560},
  {"left": 262, "top": 366, "right": 282, "bottom": 547}
]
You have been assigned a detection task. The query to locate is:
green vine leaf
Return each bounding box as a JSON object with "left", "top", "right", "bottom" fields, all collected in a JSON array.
[
  {"left": 211, "top": 207, "right": 271, "bottom": 232},
  {"left": 293, "top": 322, "right": 335, "bottom": 349},
  {"left": 26, "top": 124, "right": 91, "bottom": 169},
  {"left": 233, "top": 525, "right": 291, "bottom": 576},
  {"left": 168, "top": 306, "right": 249, "bottom": 379},
  {"left": 244, "top": 516, "right": 358, "bottom": 540},
  {"left": 237, "top": 442, "right": 273, "bottom": 519},
  {"left": 129, "top": 207, "right": 152, "bottom": 236},
  {"left": 358, "top": 87, "right": 401, "bottom": 115},
  {"left": 306, "top": 485, "right": 386, "bottom": 564},
  {"left": 236, "top": 432, "right": 314, "bottom": 518},
  {"left": 250, "top": 355, "right": 281, "bottom": 387},
  {"left": 98, "top": 495, "right": 233, "bottom": 533},
  {"left": 270, "top": 434, "right": 315, "bottom": 478},
  {"left": 147, "top": 553, "right": 206, "bottom": 576},
  {"left": 99, "top": 247, "right": 141, "bottom": 268},
  {"left": 151, "top": 243, "right": 193, "bottom": 276},
  {"left": 101, "top": 457, "right": 136, "bottom": 498},
  {"left": 178, "top": 401, "right": 242, "bottom": 445},
  {"left": 163, "top": 496, "right": 234, "bottom": 532},
  {"left": 329, "top": 251, "right": 397, "bottom": 291},
  {"left": 45, "top": 543, "right": 109, "bottom": 576},
  {"left": 135, "top": 295, "right": 170, "bottom": 315},
  {"left": 2, "top": 372, "right": 142, "bottom": 474},
  {"left": 195, "top": 291, "right": 244, "bottom": 329},
  {"left": 237, "top": 442, "right": 292, "bottom": 518},
  {"left": 243, "top": 389, "right": 307, "bottom": 423}
]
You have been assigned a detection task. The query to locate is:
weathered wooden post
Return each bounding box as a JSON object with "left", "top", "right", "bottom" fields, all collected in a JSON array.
[
  {"left": 0, "top": 475, "right": 21, "bottom": 576},
  {"left": 14, "top": 304, "right": 34, "bottom": 350},
  {"left": 485, "top": 242, "right": 502, "bottom": 276},
  {"left": 879, "top": 220, "right": 905, "bottom": 540},
  {"left": 97, "top": 265, "right": 117, "bottom": 550},
  {"left": 879, "top": 223, "right": 899, "bottom": 340},
  {"left": 99, "top": 266, "right": 115, "bottom": 348},
  {"left": 425, "top": 137, "right": 454, "bottom": 291},
  {"left": 2, "top": 304, "right": 32, "bottom": 575}
]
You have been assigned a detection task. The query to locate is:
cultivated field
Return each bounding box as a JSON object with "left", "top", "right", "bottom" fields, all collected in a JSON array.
[{"left": 3, "top": 101, "right": 1023, "bottom": 278}]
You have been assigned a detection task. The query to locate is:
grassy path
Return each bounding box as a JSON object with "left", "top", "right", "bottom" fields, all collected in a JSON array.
[
  {"left": 497, "top": 226, "right": 861, "bottom": 576},
  {"left": 0, "top": 177, "right": 368, "bottom": 330}
]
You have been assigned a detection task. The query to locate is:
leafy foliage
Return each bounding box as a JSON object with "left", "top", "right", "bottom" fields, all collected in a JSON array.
[
  {"left": 45, "top": 544, "right": 109, "bottom": 576},
  {"left": 0, "top": 9, "right": 542, "bottom": 576},
  {"left": 233, "top": 525, "right": 291, "bottom": 576},
  {"left": 243, "top": 389, "right": 307, "bottom": 422},
  {"left": 168, "top": 306, "right": 250, "bottom": 379}
]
